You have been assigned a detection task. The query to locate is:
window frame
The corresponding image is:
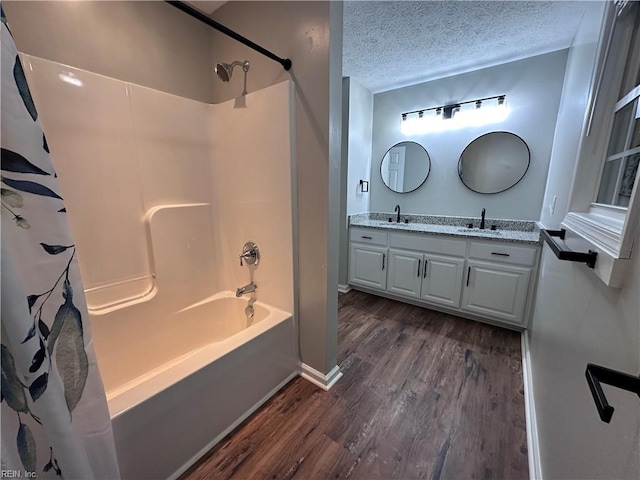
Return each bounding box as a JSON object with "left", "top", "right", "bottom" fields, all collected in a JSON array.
[{"left": 563, "top": 0, "right": 640, "bottom": 287}]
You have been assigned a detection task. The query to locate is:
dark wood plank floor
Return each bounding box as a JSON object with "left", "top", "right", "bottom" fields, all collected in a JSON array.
[{"left": 182, "top": 290, "right": 528, "bottom": 480}]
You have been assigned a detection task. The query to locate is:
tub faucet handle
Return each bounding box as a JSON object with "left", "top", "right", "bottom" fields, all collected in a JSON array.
[
  {"left": 239, "top": 251, "right": 251, "bottom": 266},
  {"left": 239, "top": 242, "right": 260, "bottom": 267}
]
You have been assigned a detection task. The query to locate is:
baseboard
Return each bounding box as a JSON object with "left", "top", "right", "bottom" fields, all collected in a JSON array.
[
  {"left": 521, "top": 332, "right": 542, "bottom": 480},
  {"left": 299, "top": 363, "right": 343, "bottom": 390},
  {"left": 337, "top": 284, "right": 352, "bottom": 294},
  {"left": 170, "top": 370, "right": 298, "bottom": 480}
]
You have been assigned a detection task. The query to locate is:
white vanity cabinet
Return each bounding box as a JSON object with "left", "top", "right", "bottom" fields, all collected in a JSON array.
[
  {"left": 348, "top": 229, "right": 388, "bottom": 290},
  {"left": 461, "top": 241, "right": 537, "bottom": 326},
  {"left": 421, "top": 253, "right": 466, "bottom": 308},
  {"left": 348, "top": 227, "right": 540, "bottom": 329},
  {"left": 462, "top": 261, "right": 531, "bottom": 324},
  {"left": 387, "top": 232, "right": 467, "bottom": 308},
  {"left": 387, "top": 251, "right": 465, "bottom": 307},
  {"left": 387, "top": 249, "right": 423, "bottom": 298}
]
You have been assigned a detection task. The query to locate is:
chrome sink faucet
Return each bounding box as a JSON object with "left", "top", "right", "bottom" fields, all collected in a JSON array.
[
  {"left": 236, "top": 282, "right": 257, "bottom": 297},
  {"left": 395, "top": 204, "right": 401, "bottom": 223},
  {"left": 480, "top": 208, "right": 486, "bottom": 230}
]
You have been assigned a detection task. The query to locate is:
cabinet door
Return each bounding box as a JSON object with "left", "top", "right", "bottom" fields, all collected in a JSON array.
[
  {"left": 349, "top": 244, "right": 387, "bottom": 290},
  {"left": 421, "top": 254, "right": 465, "bottom": 308},
  {"left": 461, "top": 260, "right": 531, "bottom": 325},
  {"left": 387, "top": 249, "right": 422, "bottom": 298}
]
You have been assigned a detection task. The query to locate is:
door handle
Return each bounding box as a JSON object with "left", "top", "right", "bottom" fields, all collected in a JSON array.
[{"left": 417, "top": 259, "right": 421, "bottom": 277}]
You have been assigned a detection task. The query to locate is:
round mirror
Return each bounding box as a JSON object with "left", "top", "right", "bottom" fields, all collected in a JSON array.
[
  {"left": 380, "top": 141, "right": 431, "bottom": 193},
  {"left": 458, "top": 132, "right": 530, "bottom": 194}
]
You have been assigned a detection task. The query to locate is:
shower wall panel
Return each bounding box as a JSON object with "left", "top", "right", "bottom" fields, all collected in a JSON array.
[
  {"left": 128, "top": 85, "right": 215, "bottom": 210},
  {"left": 21, "top": 54, "right": 153, "bottom": 311},
  {"left": 210, "top": 81, "right": 296, "bottom": 315},
  {"left": 21, "top": 54, "right": 219, "bottom": 315}
]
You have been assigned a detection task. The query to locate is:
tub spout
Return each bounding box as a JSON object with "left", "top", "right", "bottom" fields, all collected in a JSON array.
[{"left": 236, "top": 282, "right": 257, "bottom": 297}]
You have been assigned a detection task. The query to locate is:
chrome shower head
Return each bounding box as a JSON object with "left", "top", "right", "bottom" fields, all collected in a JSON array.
[{"left": 214, "top": 60, "right": 250, "bottom": 82}]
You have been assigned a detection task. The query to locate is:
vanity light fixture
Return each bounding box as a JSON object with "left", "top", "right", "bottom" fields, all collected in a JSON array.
[
  {"left": 401, "top": 95, "right": 508, "bottom": 134},
  {"left": 359, "top": 179, "right": 369, "bottom": 192}
]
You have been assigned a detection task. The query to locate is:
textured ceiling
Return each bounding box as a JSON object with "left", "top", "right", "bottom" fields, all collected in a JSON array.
[{"left": 343, "top": 1, "right": 594, "bottom": 93}]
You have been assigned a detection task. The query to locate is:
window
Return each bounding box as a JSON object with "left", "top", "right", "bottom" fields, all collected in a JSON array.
[
  {"left": 595, "top": 4, "right": 640, "bottom": 208},
  {"left": 564, "top": 0, "right": 640, "bottom": 286}
]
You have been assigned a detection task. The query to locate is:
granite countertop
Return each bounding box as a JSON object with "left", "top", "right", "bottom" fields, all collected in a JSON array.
[{"left": 349, "top": 213, "right": 541, "bottom": 245}]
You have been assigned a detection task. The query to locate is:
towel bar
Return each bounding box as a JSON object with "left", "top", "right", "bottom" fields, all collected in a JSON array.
[
  {"left": 585, "top": 363, "right": 640, "bottom": 423},
  {"left": 541, "top": 228, "right": 598, "bottom": 269}
]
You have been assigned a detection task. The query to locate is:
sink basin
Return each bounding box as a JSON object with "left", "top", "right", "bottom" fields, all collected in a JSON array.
[{"left": 456, "top": 227, "right": 501, "bottom": 234}]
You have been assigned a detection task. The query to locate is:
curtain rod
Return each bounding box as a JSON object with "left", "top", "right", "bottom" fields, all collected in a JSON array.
[{"left": 165, "top": 1, "right": 292, "bottom": 71}]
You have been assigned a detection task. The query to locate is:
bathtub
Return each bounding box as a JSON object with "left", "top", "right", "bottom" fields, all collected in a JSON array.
[{"left": 106, "top": 292, "right": 298, "bottom": 480}]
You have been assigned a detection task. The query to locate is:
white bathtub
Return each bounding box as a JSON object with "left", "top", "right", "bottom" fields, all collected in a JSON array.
[{"left": 106, "top": 293, "right": 297, "bottom": 480}]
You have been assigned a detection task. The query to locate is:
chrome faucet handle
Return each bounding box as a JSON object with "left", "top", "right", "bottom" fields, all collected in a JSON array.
[{"left": 239, "top": 242, "right": 260, "bottom": 267}]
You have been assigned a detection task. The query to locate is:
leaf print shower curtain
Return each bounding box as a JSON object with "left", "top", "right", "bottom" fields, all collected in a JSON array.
[{"left": 1, "top": 8, "right": 120, "bottom": 480}]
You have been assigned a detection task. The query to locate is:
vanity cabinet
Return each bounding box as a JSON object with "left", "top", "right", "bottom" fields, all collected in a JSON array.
[
  {"left": 387, "top": 249, "right": 423, "bottom": 298},
  {"left": 348, "top": 229, "right": 388, "bottom": 290},
  {"left": 421, "top": 253, "right": 466, "bottom": 308},
  {"left": 387, "top": 250, "right": 465, "bottom": 308},
  {"left": 349, "top": 244, "right": 387, "bottom": 290},
  {"left": 461, "top": 241, "right": 537, "bottom": 325},
  {"left": 348, "top": 227, "right": 539, "bottom": 329},
  {"left": 461, "top": 261, "right": 530, "bottom": 325}
]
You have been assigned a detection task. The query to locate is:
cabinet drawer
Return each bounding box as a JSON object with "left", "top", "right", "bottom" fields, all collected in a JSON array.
[
  {"left": 468, "top": 241, "right": 537, "bottom": 266},
  {"left": 350, "top": 228, "right": 388, "bottom": 246},
  {"left": 389, "top": 232, "right": 466, "bottom": 257}
]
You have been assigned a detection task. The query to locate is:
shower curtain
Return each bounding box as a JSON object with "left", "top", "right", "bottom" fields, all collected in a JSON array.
[{"left": 1, "top": 8, "right": 120, "bottom": 479}]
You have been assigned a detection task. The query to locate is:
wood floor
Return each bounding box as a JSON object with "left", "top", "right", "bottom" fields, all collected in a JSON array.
[{"left": 182, "top": 290, "right": 528, "bottom": 480}]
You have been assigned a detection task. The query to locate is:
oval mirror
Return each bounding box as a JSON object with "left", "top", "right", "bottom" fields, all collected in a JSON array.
[
  {"left": 380, "top": 141, "right": 431, "bottom": 193},
  {"left": 458, "top": 132, "right": 530, "bottom": 194}
]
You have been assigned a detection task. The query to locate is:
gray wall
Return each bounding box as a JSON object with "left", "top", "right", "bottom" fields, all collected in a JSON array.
[
  {"left": 345, "top": 77, "right": 374, "bottom": 216},
  {"left": 3, "top": 1, "right": 215, "bottom": 103},
  {"left": 210, "top": 1, "right": 342, "bottom": 375},
  {"left": 339, "top": 77, "right": 374, "bottom": 287},
  {"left": 530, "top": 3, "right": 640, "bottom": 478},
  {"left": 367, "top": 50, "right": 568, "bottom": 220}
]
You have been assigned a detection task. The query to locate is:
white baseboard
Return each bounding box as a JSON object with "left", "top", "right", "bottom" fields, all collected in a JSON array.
[
  {"left": 337, "top": 284, "right": 352, "bottom": 294},
  {"left": 299, "top": 363, "right": 343, "bottom": 390},
  {"left": 521, "top": 332, "right": 542, "bottom": 480}
]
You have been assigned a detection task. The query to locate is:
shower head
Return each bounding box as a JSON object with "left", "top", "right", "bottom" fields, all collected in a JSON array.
[{"left": 214, "top": 60, "right": 250, "bottom": 82}]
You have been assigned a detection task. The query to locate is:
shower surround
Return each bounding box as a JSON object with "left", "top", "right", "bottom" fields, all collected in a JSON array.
[{"left": 21, "top": 54, "right": 297, "bottom": 479}]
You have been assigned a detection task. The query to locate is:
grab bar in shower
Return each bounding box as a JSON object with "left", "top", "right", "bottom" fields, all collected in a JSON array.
[
  {"left": 165, "top": 1, "right": 292, "bottom": 71},
  {"left": 585, "top": 363, "right": 640, "bottom": 423},
  {"left": 541, "top": 228, "right": 598, "bottom": 269}
]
